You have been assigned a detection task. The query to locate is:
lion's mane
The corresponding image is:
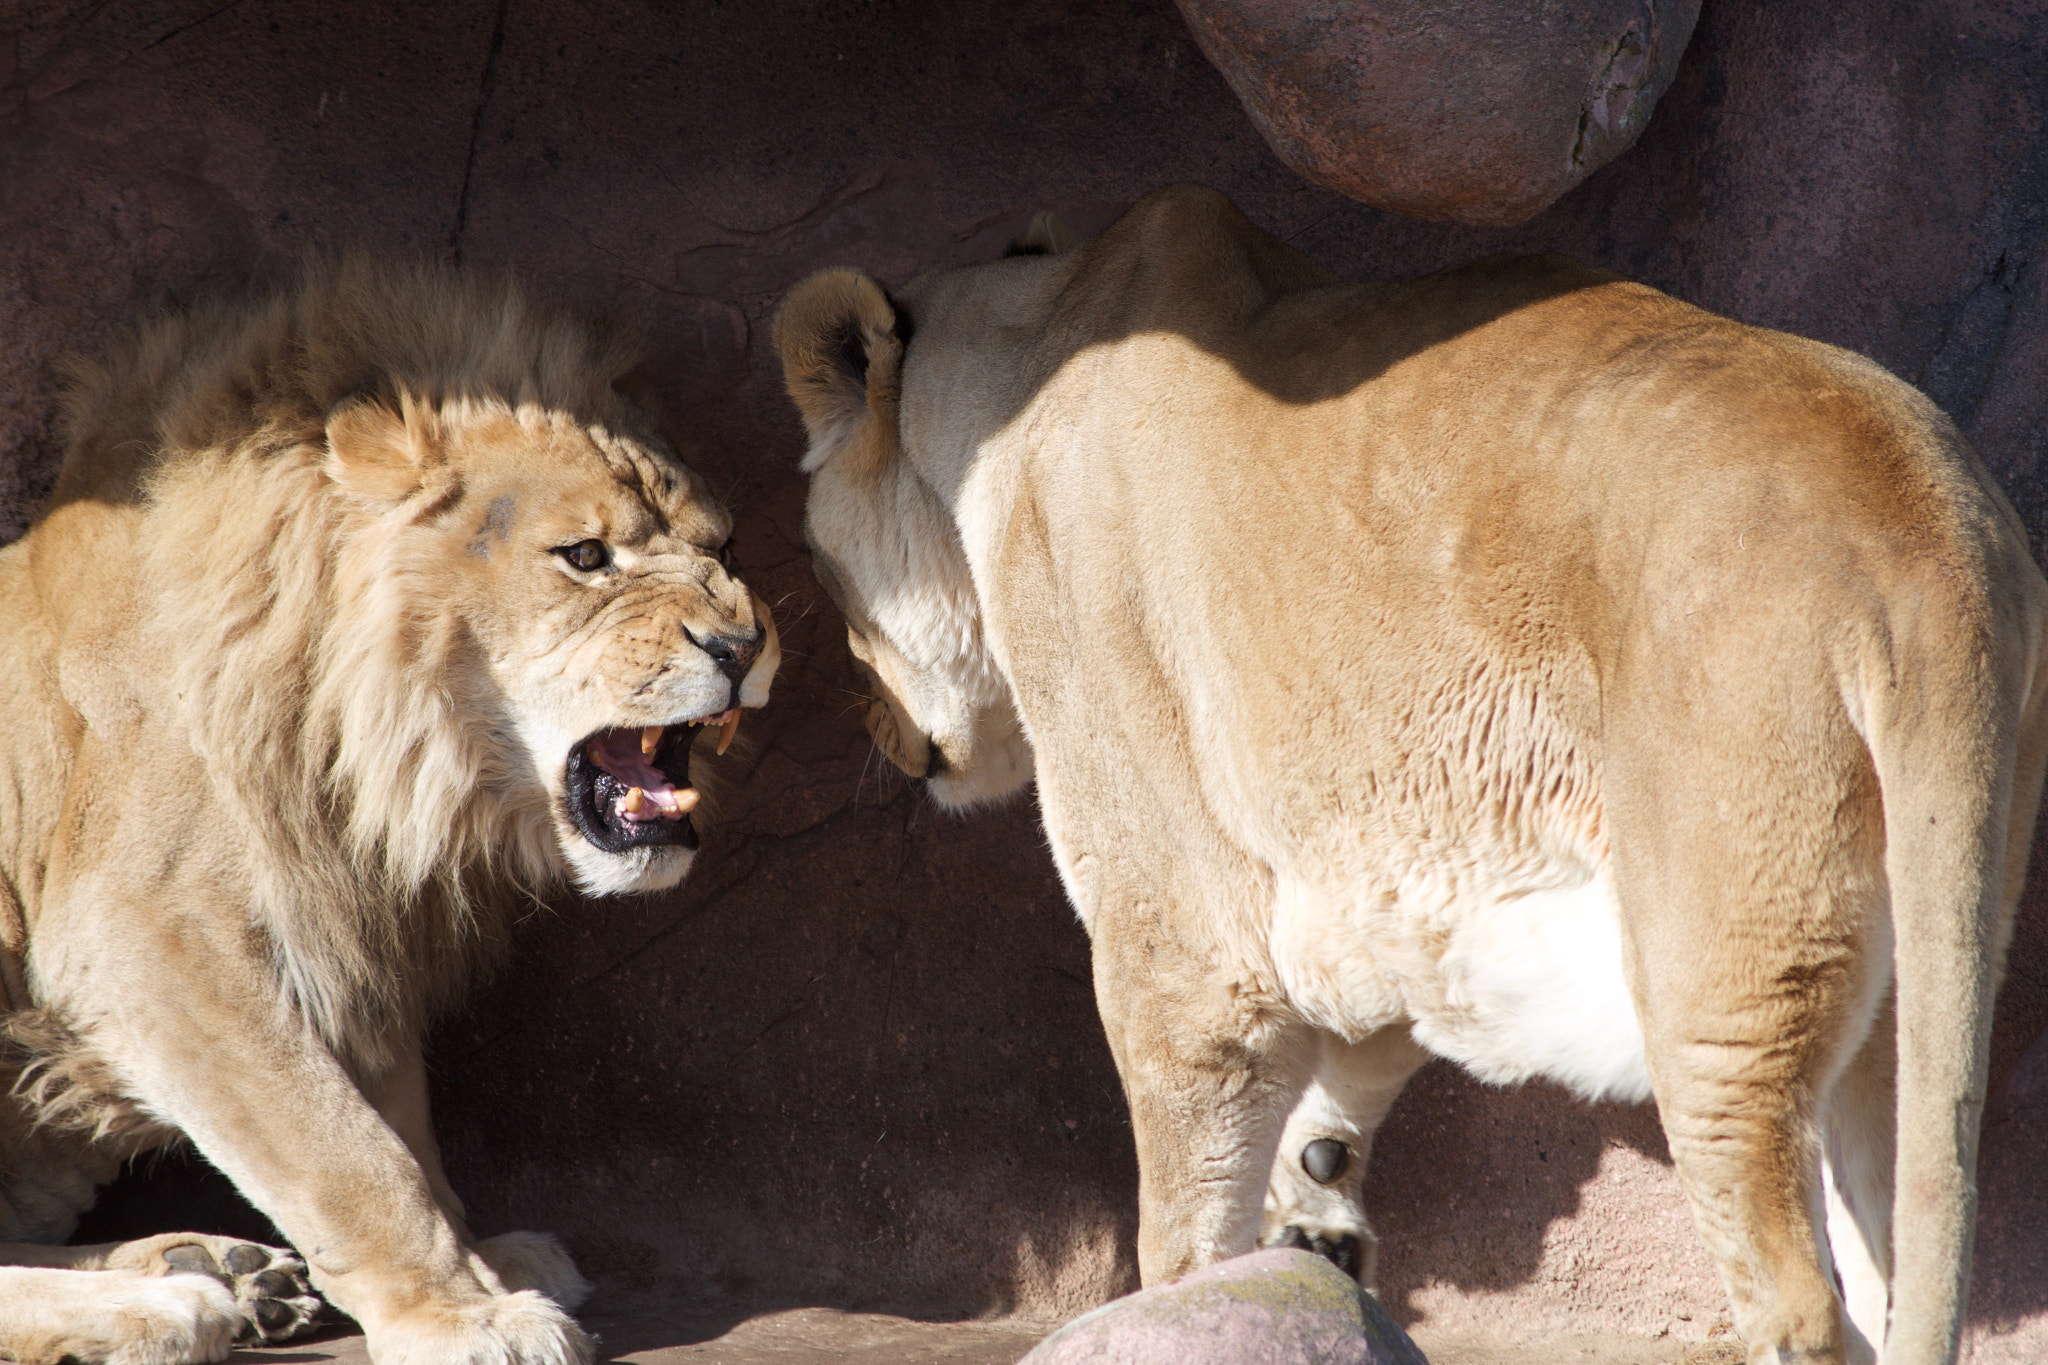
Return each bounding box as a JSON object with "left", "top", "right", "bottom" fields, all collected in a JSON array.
[{"left": 48, "top": 258, "right": 651, "bottom": 1070}]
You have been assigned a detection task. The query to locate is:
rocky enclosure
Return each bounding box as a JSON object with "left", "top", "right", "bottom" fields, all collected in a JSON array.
[{"left": 3, "top": 0, "right": 2044, "bottom": 1357}]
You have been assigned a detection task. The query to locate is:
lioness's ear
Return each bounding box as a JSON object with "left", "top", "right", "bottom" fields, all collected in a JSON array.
[
  {"left": 1005, "top": 211, "right": 1077, "bottom": 257},
  {"left": 324, "top": 391, "right": 445, "bottom": 499},
  {"left": 772, "top": 269, "right": 904, "bottom": 473}
]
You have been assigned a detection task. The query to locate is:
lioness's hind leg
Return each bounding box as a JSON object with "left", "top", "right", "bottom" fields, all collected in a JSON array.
[
  {"left": 1820, "top": 997, "right": 1895, "bottom": 1365},
  {"left": 1259, "top": 1027, "right": 1427, "bottom": 1287},
  {"left": 1609, "top": 679, "right": 1886, "bottom": 1365}
]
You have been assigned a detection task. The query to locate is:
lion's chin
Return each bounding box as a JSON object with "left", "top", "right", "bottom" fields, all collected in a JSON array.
[{"left": 559, "top": 840, "right": 698, "bottom": 898}]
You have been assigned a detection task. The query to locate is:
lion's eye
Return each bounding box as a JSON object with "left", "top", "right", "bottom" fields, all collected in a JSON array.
[
  {"left": 555, "top": 539, "right": 610, "bottom": 572},
  {"left": 718, "top": 538, "right": 736, "bottom": 571}
]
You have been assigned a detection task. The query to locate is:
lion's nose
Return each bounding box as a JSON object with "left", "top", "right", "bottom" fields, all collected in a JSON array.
[{"left": 688, "top": 626, "right": 765, "bottom": 685}]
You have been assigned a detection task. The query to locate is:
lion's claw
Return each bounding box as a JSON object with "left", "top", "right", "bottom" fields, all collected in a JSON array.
[{"left": 158, "top": 1239, "right": 326, "bottom": 1343}]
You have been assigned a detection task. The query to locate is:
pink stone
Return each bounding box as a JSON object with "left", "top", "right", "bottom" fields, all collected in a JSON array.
[
  {"left": 1174, "top": 0, "right": 1701, "bottom": 226},
  {"left": 1020, "top": 1248, "right": 1430, "bottom": 1364}
]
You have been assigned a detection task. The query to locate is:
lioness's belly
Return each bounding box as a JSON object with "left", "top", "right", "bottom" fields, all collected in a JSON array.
[{"left": 1269, "top": 863, "right": 1652, "bottom": 1103}]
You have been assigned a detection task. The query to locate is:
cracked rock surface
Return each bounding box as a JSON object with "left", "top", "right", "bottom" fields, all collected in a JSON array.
[{"left": 3, "top": 0, "right": 2046, "bottom": 1360}]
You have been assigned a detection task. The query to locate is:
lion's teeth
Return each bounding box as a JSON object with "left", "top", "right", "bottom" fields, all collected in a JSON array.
[
  {"left": 675, "top": 787, "right": 701, "bottom": 813},
  {"left": 640, "top": 726, "right": 662, "bottom": 756},
  {"left": 716, "top": 710, "right": 741, "bottom": 755},
  {"left": 620, "top": 787, "right": 649, "bottom": 816}
]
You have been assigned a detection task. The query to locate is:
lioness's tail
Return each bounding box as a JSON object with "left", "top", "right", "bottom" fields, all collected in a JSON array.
[{"left": 1862, "top": 536, "right": 2048, "bottom": 1364}]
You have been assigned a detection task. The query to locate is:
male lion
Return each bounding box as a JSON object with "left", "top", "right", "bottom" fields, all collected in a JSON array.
[
  {"left": 775, "top": 186, "right": 2048, "bottom": 1365},
  {"left": 0, "top": 258, "right": 777, "bottom": 1364}
]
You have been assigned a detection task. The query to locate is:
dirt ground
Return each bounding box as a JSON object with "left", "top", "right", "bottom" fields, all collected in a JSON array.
[{"left": 224, "top": 1309, "right": 1748, "bottom": 1365}]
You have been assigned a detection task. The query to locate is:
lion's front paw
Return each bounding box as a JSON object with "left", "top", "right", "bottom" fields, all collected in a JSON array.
[
  {"left": 375, "top": 1290, "right": 594, "bottom": 1365},
  {"left": 472, "top": 1231, "right": 594, "bottom": 1310},
  {"left": 73, "top": 1272, "right": 239, "bottom": 1365},
  {"left": 152, "top": 1238, "right": 325, "bottom": 1343}
]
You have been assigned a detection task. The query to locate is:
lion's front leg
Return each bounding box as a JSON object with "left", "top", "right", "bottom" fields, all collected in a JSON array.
[
  {"left": 19, "top": 1233, "right": 323, "bottom": 1343},
  {"left": 0, "top": 1264, "right": 239, "bottom": 1365},
  {"left": 358, "top": 1051, "right": 593, "bottom": 1312},
  {"left": 52, "top": 909, "right": 592, "bottom": 1365},
  {"left": 112, "top": 1020, "right": 589, "bottom": 1364}
]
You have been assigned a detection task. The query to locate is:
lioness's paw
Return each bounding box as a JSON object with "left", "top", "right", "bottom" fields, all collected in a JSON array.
[
  {"left": 84, "top": 1273, "right": 239, "bottom": 1365},
  {"left": 1262, "top": 1129, "right": 1379, "bottom": 1285},
  {"left": 473, "top": 1230, "right": 594, "bottom": 1310},
  {"left": 155, "top": 1239, "right": 325, "bottom": 1342},
  {"left": 1265, "top": 1223, "right": 1365, "bottom": 1280},
  {"left": 376, "top": 1290, "right": 594, "bottom": 1365}
]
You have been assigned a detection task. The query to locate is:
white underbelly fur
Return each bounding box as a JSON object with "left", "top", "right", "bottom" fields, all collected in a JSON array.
[{"left": 1269, "top": 867, "right": 1653, "bottom": 1104}]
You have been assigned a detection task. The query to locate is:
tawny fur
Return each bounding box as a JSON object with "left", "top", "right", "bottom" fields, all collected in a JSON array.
[
  {"left": 0, "top": 257, "right": 776, "bottom": 1364},
  {"left": 776, "top": 185, "right": 2048, "bottom": 1365}
]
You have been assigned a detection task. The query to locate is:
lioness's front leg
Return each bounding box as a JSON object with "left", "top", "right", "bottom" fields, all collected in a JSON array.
[{"left": 1089, "top": 897, "right": 1316, "bottom": 1285}]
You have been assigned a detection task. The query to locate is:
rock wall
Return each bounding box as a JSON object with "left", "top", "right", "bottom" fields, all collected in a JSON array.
[{"left": 3, "top": 0, "right": 2044, "bottom": 1356}]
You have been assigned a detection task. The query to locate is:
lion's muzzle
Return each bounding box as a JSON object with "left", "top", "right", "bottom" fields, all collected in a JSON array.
[{"left": 688, "top": 624, "right": 768, "bottom": 690}]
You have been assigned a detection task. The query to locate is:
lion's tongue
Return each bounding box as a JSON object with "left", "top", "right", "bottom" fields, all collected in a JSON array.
[{"left": 587, "top": 730, "right": 698, "bottom": 823}]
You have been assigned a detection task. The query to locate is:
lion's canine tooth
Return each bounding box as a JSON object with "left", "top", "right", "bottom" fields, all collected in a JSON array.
[
  {"left": 675, "top": 788, "right": 701, "bottom": 813},
  {"left": 717, "top": 710, "right": 740, "bottom": 755},
  {"left": 640, "top": 725, "right": 662, "bottom": 756},
  {"left": 620, "top": 787, "right": 649, "bottom": 816}
]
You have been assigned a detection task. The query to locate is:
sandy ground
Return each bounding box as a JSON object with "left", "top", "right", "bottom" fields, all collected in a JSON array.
[{"left": 207, "top": 1307, "right": 1748, "bottom": 1365}]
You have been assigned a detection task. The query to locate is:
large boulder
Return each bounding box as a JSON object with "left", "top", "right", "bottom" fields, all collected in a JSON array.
[
  {"left": 1021, "top": 1247, "right": 1430, "bottom": 1365},
  {"left": 1175, "top": 0, "right": 1701, "bottom": 226}
]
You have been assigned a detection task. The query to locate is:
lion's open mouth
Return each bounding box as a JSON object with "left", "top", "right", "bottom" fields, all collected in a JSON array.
[{"left": 564, "top": 712, "right": 740, "bottom": 854}]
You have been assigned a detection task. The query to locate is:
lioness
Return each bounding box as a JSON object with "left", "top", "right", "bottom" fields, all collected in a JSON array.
[
  {"left": 0, "top": 259, "right": 777, "bottom": 1364},
  {"left": 775, "top": 186, "right": 2048, "bottom": 1365}
]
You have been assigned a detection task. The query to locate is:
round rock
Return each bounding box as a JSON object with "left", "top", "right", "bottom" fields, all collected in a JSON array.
[
  {"left": 1020, "top": 1246, "right": 1430, "bottom": 1365},
  {"left": 1175, "top": 0, "right": 1701, "bottom": 226}
]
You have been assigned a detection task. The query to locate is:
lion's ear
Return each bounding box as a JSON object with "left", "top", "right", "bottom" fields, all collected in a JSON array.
[
  {"left": 324, "top": 392, "right": 445, "bottom": 499},
  {"left": 773, "top": 269, "right": 905, "bottom": 473}
]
